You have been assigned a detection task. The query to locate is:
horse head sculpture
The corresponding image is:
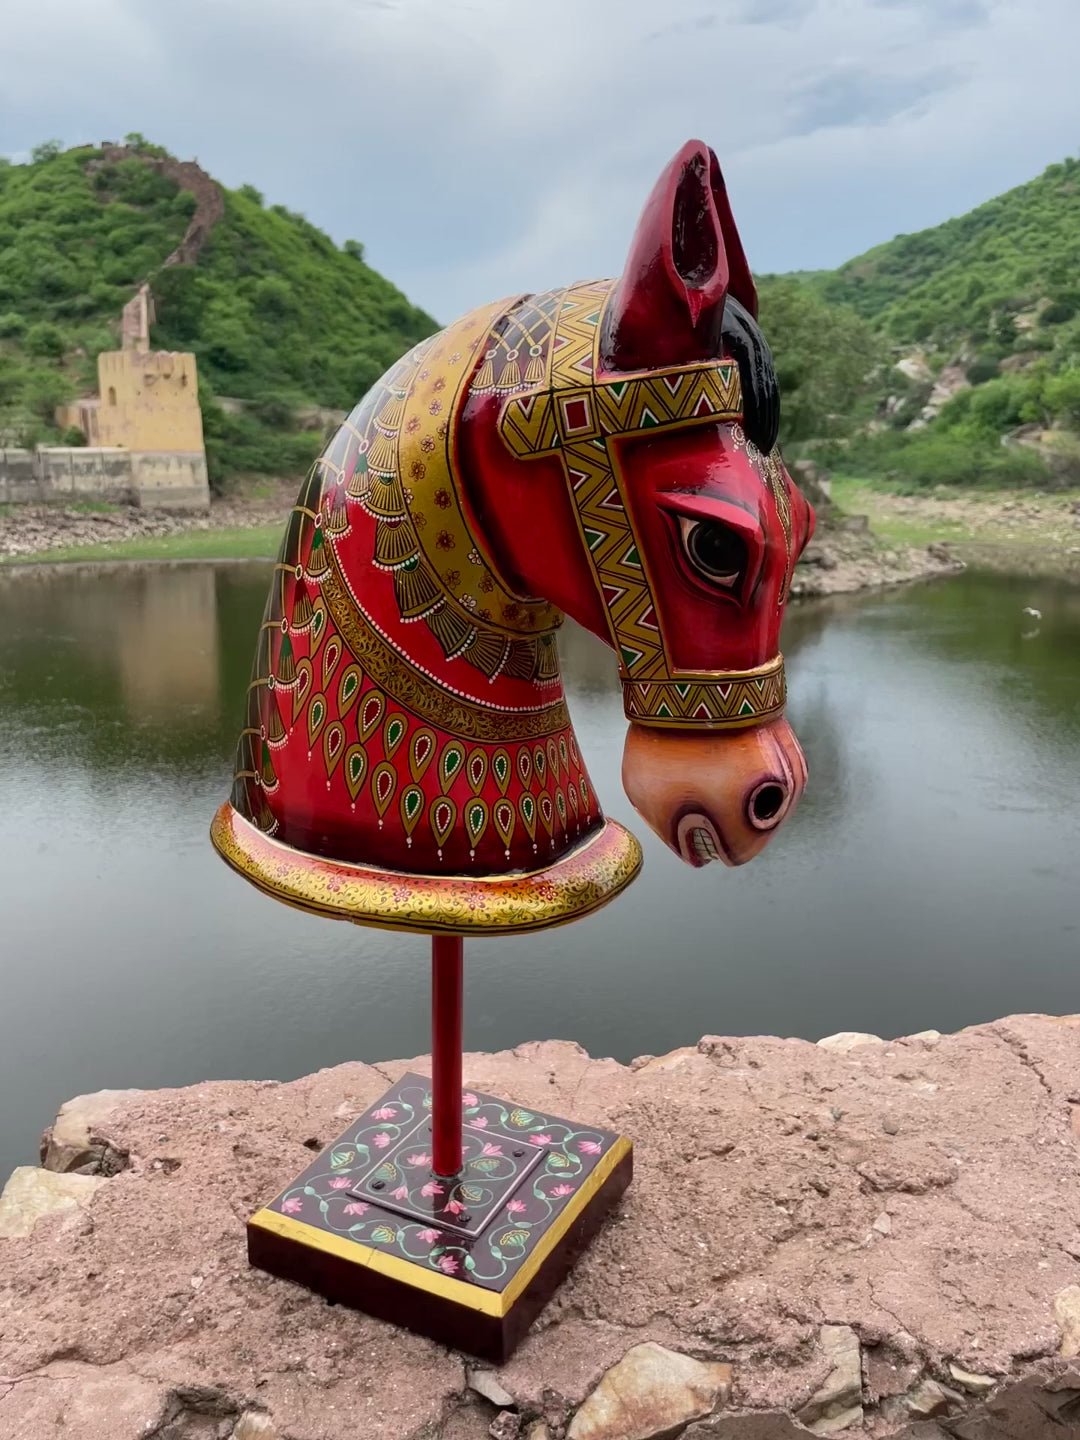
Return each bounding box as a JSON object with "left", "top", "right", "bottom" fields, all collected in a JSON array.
[{"left": 212, "top": 139, "right": 814, "bottom": 935}]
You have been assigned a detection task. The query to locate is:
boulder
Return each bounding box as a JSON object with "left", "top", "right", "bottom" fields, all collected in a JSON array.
[
  {"left": 789, "top": 459, "right": 832, "bottom": 513},
  {"left": 0, "top": 1166, "right": 107, "bottom": 1239},
  {"left": 567, "top": 1343, "right": 731, "bottom": 1440},
  {"left": 907, "top": 365, "right": 971, "bottom": 428},
  {"left": 40, "top": 1088, "right": 142, "bottom": 1174},
  {"left": 894, "top": 354, "right": 932, "bottom": 385},
  {"left": 1053, "top": 1287, "right": 1080, "bottom": 1357},
  {"left": 795, "top": 1326, "right": 862, "bottom": 1433},
  {"left": 816, "top": 1031, "right": 883, "bottom": 1053}
]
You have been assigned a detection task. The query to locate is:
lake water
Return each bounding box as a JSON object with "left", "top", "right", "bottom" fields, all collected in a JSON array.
[{"left": 1, "top": 561, "right": 1078, "bottom": 1180}]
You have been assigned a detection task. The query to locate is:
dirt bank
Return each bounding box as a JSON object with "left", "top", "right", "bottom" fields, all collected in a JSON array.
[
  {"left": 833, "top": 480, "right": 1080, "bottom": 549},
  {"left": 4, "top": 480, "right": 1080, "bottom": 592},
  {"left": 0, "top": 481, "right": 297, "bottom": 562},
  {"left": 789, "top": 514, "right": 963, "bottom": 598}
]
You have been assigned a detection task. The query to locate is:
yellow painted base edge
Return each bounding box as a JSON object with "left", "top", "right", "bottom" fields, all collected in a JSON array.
[
  {"left": 248, "top": 1135, "right": 632, "bottom": 1319},
  {"left": 211, "top": 803, "right": 643, "bottom": 937},
  {"left": 503, "top": 1136, "right": 631, "bottom": 1310}
]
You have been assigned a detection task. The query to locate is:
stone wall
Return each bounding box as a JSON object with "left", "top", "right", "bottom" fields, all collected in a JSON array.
[
  {"left": 0, "top": 447, "right": 38, "bottom": 504},
  {"left": 129, "top": 450, "right": 210, "bottom": 511},
  {"left": 4, "top": 1015, "right": 1080, "bottom": 1439},
  {"left": 0, "top": 446, "right": 209, "bottom": 512},
  {"left": 88, "top": 145, "right": 226, "bottom": 271}
]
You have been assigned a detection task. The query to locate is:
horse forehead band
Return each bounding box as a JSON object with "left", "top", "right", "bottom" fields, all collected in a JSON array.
[{"left": 495, "top": 306, "right": 784, "bottom": 731}]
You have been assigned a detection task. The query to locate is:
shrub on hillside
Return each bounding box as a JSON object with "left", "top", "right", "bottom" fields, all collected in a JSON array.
[
  {"left": 21, "top": 368, "right": 74, "bottom": 425},
  {"left": 199, "top": 380, "right": 321, "bottom": 493},
  {"left": 23, "top": 322, "right": 65, "bottom": 360},
  {"left": 252, "top": 277, "right": 295, "bottom": 321},
  {"left": 989, "top": 311, "right": 1019, "bottom": 348},
  {"left": 966, "top": 354, "right": 1001, "bottom": 385},
  {"left": 837, "top": 426, "right": 1053, "bottom": 490},
  {"left": 121, "top": 133, "right": 170, "bottom": 159},
  {"left": 1041, "top": 295, "right": 1079, "bottom": 326},
  {"left": 940, "top": 364, "right": 1080, "bottom": 434},
  {"left": 200, "top": 314, "right": 254, "bottom": 372},
  {"left": 1044, "top": 370, "right": 1080, "bottom": 429},
  {"left": 254, "top": 395, "right": 296, "bottom": 429}
]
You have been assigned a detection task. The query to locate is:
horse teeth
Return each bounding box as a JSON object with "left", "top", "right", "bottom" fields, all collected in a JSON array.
[{"left": 691, "top": 827, "right": 717, "bottom": 863}]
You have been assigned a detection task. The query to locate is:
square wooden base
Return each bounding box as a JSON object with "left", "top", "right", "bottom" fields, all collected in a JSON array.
[{"left": 247, "top": 1073, "right": 632, "bottom": 1363}]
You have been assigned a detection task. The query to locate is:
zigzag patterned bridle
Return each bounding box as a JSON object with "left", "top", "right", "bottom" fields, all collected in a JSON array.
[{"left": 497, "top": 283, "right": 787, "bottom": 731}]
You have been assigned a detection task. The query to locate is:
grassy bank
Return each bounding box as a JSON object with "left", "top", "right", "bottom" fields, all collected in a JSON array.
[
  {"left": 3, "top": 479, "right": 1079, "bottom": 569},
  {"left": 829, "top": 477, "right": 1080, "bottom": 549},
  {"left": 0, "top": 523, "right": 281, "bottom": 566}
]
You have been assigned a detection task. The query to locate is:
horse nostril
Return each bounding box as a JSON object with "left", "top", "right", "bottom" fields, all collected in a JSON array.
[{"left": 748, "top": 782, "right": 787, "bottom": 829}]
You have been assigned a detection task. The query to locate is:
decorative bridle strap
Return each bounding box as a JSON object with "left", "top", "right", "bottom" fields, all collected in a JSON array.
[
  {"left": 622, "top": 655, "right": 786, "bottom": 730},
  {"left": 498, "top": 282, "right": 785, "bottom": 731}
]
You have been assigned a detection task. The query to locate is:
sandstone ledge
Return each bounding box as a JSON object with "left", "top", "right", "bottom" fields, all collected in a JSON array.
[{"left": 4, "top": 1015, "right": 1080, "bottom": 1439}]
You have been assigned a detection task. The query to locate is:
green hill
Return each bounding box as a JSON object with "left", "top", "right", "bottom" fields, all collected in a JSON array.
[
  {"left": 3, "top": 136, "right": 1078, "bottom": 495},
  {"left": 0, "top": 136, "right": 437, "bottom": 486},
  {"left": 757, "top": 156, "right": 1080, "bottom": 489},
  {"left": 819, "top": 157, "right": 1080, "bottom": 346}
]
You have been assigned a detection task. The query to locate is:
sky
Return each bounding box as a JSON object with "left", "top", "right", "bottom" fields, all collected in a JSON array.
[{"left": 2, "top": 0, "right": 1079, "bottom": 325}]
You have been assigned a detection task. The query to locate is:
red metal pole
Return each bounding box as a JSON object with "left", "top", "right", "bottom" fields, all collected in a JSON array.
[{"left": 431, "top": 934, "right": 464, "bottom": 1177}]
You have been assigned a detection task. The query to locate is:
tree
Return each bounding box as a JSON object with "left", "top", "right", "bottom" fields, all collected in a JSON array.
[
  {"left": 756, "top": 278, "right": 883, "bottom": 444},
  {"left": 31, "top": 140, "right": 62, "bottom": 163},
  {"left": 1045, "top": 369, "right": 1080, "bottom": 428},
  {"left": 990, "top": 310, "right": 1018, "bottom": 348},
  {"left": 122, "top": 132, "right": 168, "bottom": 158},
  {"left": 24, "top": 322, "right": 66, "bottom": 360},
  {"left": 23, "top": 369, "right": 74, "bottom": 424}
]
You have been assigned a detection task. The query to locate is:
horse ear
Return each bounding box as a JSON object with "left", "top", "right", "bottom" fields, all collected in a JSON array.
[
  {"left": 708, "top": 151, "right": 757, "bottom": 319},
  {"left": 602, "top": 140, "right": 730, "bottom": 372}
]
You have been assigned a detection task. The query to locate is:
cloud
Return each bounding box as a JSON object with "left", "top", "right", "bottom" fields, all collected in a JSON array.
[
  {"left": 735, "top": 0, "right": 817, "bottom": 26},
  {"left": 646, "top": 12, "right": 718, "bottom": 42},
  {"left": 0, "top": 0, "right": 1078, "bottom": 327},
  {"left": 648, "top": 0, "right": 813, "bottom": 43},
  {"left": 787, "top": 64, "right": 960, "bottom": 135},
  {"left": 872, "top": 0, "right": 993, "bottom": 26}
]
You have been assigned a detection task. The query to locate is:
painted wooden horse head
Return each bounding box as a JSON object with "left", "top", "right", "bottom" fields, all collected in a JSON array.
[{"left": 212, "top": 140, "right": 814, "bottom": 935}]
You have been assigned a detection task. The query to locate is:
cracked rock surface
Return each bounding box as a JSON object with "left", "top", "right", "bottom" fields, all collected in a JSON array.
[{"left": 4, "top": 1015, "right": 1080, "bottom": 1438}]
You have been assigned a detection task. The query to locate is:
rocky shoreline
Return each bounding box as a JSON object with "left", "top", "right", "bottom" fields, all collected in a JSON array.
[
  {"left": 0, "top": 482, "right": 296, "bottom": 561},
  {"left": 788, "top": 515, "right": 963, "bottom": 598},
  {"left": 8, "top": 458, "right": 1080, "bottom": 594},
  {"left": 0, "top": 491, "right": 967, "bottom": 600},
  {"left": 4, "top": 1016, "right": 1080, "bottom": 1439}
]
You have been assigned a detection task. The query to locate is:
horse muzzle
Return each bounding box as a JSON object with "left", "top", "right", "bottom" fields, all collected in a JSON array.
[{"left": 620, "top": 713, "right": 807, "bottom": 867}]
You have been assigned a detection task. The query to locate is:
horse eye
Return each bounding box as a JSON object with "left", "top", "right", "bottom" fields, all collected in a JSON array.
[{"left": 678, "top": 516, "right": 746, "bottom": 589}]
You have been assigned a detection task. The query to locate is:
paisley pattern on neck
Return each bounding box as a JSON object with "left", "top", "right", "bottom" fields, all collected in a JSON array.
[{"left": 228, "top": 379, "right": 600, "bottom": 874}]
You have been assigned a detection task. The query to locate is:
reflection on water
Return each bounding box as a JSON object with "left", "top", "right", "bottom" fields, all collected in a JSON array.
[{"left": 1, "top": 563, "right": 1079, "bottom": 1180}]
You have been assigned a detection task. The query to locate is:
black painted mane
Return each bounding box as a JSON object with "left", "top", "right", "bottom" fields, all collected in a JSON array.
[{"left": 722, "top": 296, "right": 780, "bottom": 455}]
